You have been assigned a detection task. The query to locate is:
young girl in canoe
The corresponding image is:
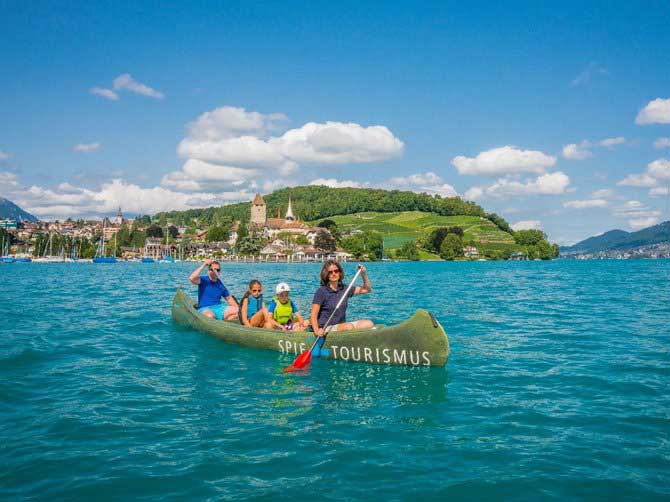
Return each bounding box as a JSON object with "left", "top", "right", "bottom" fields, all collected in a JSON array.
[
  {"left": 311, "top": 261, "right": 373, "bottom": 336},
  {"left": 239, "top": 279, "right": 268, "bottom": 328},
  {"left": 265, "top": 283, "right": 310, "bottom": 332}
]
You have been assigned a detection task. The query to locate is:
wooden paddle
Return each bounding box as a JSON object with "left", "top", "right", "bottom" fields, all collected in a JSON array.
[{"left": 283, "top": 266, "right": 363, "bottom": 372}]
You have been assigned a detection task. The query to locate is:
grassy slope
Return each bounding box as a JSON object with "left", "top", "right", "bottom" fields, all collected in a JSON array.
[{"left": 309, "top": 211, "right": 516, "bottom": 250}]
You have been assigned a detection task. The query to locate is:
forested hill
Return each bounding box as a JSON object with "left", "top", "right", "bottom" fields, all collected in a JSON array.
[
  {"left": 561, "top": 221, "right": 670, "bottom": 253},
  {"left": 0, "top": 197, "right": 38, "bottom": 222},
  {"left": 157, "top": 185, "right": 514, "bottom": 233}
]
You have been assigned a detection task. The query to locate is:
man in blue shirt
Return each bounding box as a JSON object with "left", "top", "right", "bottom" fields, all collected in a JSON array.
[{"left": 189, "top": 259, "right": 239, "bottom": 320}]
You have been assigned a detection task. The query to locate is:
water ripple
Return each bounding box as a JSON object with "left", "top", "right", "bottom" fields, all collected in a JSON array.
[{"left": 1, "top": 260, "right": 669, "bottom": 499}]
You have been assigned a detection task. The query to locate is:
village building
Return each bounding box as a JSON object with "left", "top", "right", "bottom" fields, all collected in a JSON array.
[
  {"left": 248, "top": 193, "right": 323, "bottom": 244},
  {"left": 463, "top": 246, "right": 479, "bottom": 258}
]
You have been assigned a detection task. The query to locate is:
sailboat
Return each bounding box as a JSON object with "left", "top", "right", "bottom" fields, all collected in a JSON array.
[
  {"left": 158, "top": 225, "right": 174, "bottom": 263},
  {"left": 33, "top": 232, "right": 63, "bottom": 262},
  {"left": 92, "top": 219, "right": 117, "bottom": 263},
  {"left": 1, "top": 235, "right": 15, "bottom": 263}
]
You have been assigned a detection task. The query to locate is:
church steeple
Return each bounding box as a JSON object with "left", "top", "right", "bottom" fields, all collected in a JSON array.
[
  {"left": 115, "top": 207, "right": 123, "bottom": 226},
  {"left": 285, "top": 196, "right": 295, "bottom": 221}
]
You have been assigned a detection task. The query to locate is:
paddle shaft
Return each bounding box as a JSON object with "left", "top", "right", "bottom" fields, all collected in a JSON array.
[{"left": 306, "top": 266, "right": 363, "bottom": 353}]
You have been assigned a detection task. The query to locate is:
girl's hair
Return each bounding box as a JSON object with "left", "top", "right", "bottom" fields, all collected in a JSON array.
[
  {"left": 247, "top": 279, "right": 262, "bottom": 292},
  {"left": 320, "top": 260, "right": 344, "bottom": 286}
]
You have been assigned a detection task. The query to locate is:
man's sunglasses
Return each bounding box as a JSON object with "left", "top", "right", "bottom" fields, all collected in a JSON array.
[{"left": 210, "top": 267, "right": 221, "bottom": 273}]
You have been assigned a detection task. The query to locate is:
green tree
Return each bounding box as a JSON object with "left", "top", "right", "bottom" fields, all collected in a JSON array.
[
  {"left": 168, "top": 225, "right": 179, "bottom": 239},
  {"left": 427, "top": 226, "right": 464, "bottom": 253},
  {"left": 146, "top": 224, "right": 163, "bottom": 238},
  {"left": 295, "top": 235, "right": 309, "bottom": 245},
  {"left": 135, "top": 215, "right": 151, "bottom": 226},
  {"left": 440, "top": 234, "right": 464, "bottom": 260},
  {"left": 339, "top": 231, "right": 383, "bottom": 260},
  {"left": 237, "top": 222, "right": 248, "bottom": 241},
  {"left": 115, "top": 224, "right": 132, "bottom": 248},
  {"left": 486, "top": 212, "right": 513, "bottom": 233},
  {"left": 207, "top": 226, "right": 230, "bottom": 242},
  {"left": 131, "top": 230, "right": 147, "bottom": 248},
  {"left": 314, "top": 229, "right": 336, "bottom": 252},
  {"left": 514, "top": 229, "right": 546, "bottom": 246},
  {"left": 318, "top": 219, "right": 341, "bottom": 241},
  {"left": 397, "top": 239, "right": 419, "bottom": 260},
  {"left": 237, "top": 235, "right": 263, "bottom": 255}
]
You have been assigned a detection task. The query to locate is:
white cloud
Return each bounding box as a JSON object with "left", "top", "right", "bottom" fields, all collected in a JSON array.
[
  {"left": 452, "top": 146, "right": 556, "bottom": 176},
  {"left": 591, "top": 189, "right": 614, "bottom": 199},
  {"left": 636, "top": 98, "right": 670, "bottom": 125},
  {"left": 617, "top": 173, "right": 658, "bottom": 187},
  {"left": 464, "top": 186, "right": 484, "bottom": 201},
  {"left": 309, "top": 178, "right": 363, "bottom": 188},
  {"left": 571, "top": 62, "right": 608, "bottom": 87},
  {"left": 73, "top": 142, "right": 101, "bottom": 153},
  {"left": 274, "top": 122, "right": 404, "bottom": 164},
  {"left": 511, "top": 220, "right": 542, "bottom": 231},
  {"left": 175, "top": 106, "right": 404, "bottom": 192},
  {"left": 385, "top": 171, "right": 459, "bottom": 197},
  {"left": 162, "top": 159, "right": 262, "bottom": 192},
  {"left": 464, "top": 172, "right": 570, "bottom": 200},
  {"left": 646, "top": 158, "right": 670, "bottom": 180},
  {"left": 563, "top": 137, "right": 625, "bottom": 160},
  {"left": 562, "top": 141, "right": 592, "bottom": 160},
  {"left": 0, "top": 150, "right": 11, "bottom": 161},
  {"left": 178, "top": 135, "right": 294, "bottom": 170},
  {"left": 14, "top": 179, "right": 255, "bottom": 220},
  {"left": 113, "top": 73, "right": 164, "bottom": 99},
  {"left": 650, "top": 186, "right": 669, "bottom": 197},
  {"left": 427, "top": 183, "right": 459, "bottom": 197},
  {"left": 476, "top": 171, "right": 571, "bottom": 199},
  {"left": 0, "top": 171, "right": 19, "bottom": 187},
  {"left": 185, "top": 106, "right": 287, "bottom": 141},
  {"left": 599, "top": 137, "right": 625, "bottom": 148},
  {"left": 387, "top": 172, "right": 442, "bottom": 187},
  {"left": 260, "top": 179, "right": 299, "bottom": 193},
  {"left": 613, "top": 200, "right": 661, "bottom": 230},
  {"left": 617, "top": 158, "right": 670, "bottom": 188},
  {"left": 563, "top": 199, "right": 608, "bottom": 209},
  {"left": 654, "top": 138, "right": 670, "bottom": 150},
  {"left": 90, "top": 87, "right": 119, "bottom": 101},
  {"left": 629, "top": 217, "right": 659, "bottom": 230}
]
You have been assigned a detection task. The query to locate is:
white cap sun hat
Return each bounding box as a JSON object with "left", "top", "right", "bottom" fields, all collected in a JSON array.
[{"left": 276, "top": 282, "right": 291, "bottom": 294}]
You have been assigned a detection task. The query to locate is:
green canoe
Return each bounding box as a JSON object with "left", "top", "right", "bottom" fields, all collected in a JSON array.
[{"left": 171, "top": 289, "right": 450, "bottom": 367}]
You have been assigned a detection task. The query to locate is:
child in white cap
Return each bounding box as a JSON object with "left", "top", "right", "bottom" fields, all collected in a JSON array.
[{"left": 265, "top": 282, "right": 310, "bottom": 332}]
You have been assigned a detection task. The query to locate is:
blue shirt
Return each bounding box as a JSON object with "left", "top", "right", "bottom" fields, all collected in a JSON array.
[
  {"left": 312, "top": 284, "right": 355, "bottom": 328},
  {"left": 197, "top": 276, "right": 230, "bottom": 308}
]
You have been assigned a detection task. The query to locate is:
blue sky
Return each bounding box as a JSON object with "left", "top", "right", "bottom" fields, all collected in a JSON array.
[{"left": 1, "top": 1, "right": 669, "bottom": 243}]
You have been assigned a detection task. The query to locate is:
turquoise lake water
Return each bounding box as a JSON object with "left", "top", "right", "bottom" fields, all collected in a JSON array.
[{"left": 1, "top": 260, "right": 669, "bottom": 500}]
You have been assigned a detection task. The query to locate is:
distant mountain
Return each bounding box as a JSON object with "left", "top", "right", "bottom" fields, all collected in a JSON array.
[
  {"left": 0, "top": 197, "right": 38, "bottom": 222},
  {"left": 562, "top": 221, "right": 670, "bottom": 254}
]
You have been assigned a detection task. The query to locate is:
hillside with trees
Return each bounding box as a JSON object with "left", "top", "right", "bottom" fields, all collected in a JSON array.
[{"left": 155, "top": 185, "right": 559, "bottom": 261}]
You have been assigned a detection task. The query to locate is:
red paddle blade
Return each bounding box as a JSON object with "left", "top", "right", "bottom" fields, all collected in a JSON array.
[{"left": 283, "top": 349, "right": 312, "bottom": 372}]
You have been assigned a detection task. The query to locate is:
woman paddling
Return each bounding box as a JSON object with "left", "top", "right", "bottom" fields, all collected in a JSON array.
[{"left": 311, "top": 260, "right": 373, "bottom": 336}]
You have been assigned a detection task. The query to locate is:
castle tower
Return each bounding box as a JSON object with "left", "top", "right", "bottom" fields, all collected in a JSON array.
[
  {"left": 285, "top": 196, "right": 295, "bottom": 221},
  {"left": 250, "top": 193, "right": 267, "bottom": 226}
]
